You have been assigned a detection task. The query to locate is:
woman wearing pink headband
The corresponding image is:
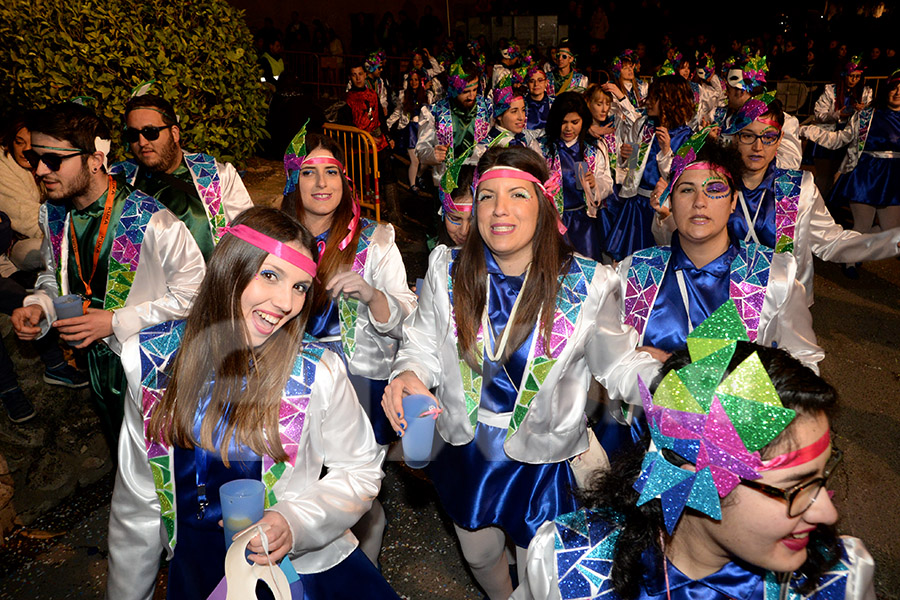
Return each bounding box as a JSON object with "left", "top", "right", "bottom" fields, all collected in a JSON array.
[
  {"left": 384, "top": 146, "right": 660, "bottom": 599},
  {"left": 281, "top": 130, "right": 416, "bottom": 565},
  {"left": 108, "top": 207, "right": 400, "bottom": 600},
  {"left": 516, "top": 340, "right": 875, "bottom": 600}
]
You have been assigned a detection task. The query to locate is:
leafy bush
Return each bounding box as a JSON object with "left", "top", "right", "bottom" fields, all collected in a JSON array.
[{"left": 0, "top": 0, "right": 268, "bottom": 165}]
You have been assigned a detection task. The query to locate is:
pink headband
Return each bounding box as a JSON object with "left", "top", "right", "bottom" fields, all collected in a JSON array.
[
  {"left": 683, "top": 161, "right": 732, "bottom": 178},
  {"left": 760, "top": 429, "right": 831, "bottom": 471},
  {"left": 756, "top": 117, "right": 782, "bottom": 131},
  {"left": 296, "top": 156, "right": 360, "bottom": 252},
  {"left": 223, "top": 224, "right": 317, "bottom": 277},
  {"left": 476, "top": 167, "right": 567, "bottom": 234}
]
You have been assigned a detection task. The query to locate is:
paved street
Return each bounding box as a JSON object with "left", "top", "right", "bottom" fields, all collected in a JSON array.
[{"left": 1, "top": 169, "right": 898, "bottom": 599}]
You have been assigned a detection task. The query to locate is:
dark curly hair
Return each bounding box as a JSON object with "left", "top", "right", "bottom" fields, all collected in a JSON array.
[
  {"left": 647, "top": 74, "right": 695, "bottom": 129},
  {"left": 577, "top": 343, "right": 840, "bottom": 598},
  {"left": 545, "top": 91, "right": 596, "bottom": 149}
]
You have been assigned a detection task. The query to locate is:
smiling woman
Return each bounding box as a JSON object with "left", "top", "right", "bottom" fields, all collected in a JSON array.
[{"left": 107, "top": 207, "right": 400, "bottom": 600}]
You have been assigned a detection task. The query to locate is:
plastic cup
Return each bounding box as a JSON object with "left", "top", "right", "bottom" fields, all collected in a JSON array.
[
  {"left": 52, "top": 295, "right": 84, "bottom": 346},
  {"left": 219, "top": 479, "right": 265, "bottom": 549},
  {"left": 401, "top": 394, "right": 439, "bottom": 469}
]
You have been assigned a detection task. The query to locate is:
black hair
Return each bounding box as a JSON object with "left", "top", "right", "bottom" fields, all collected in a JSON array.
[
  {"left": 686, "top": 142, "right": 746, "bottom": 190},
  {"left": 759, "top": 98, "right": 786, "bottom": 128},
  {"left": 578, "top": 343, "right": 840, "bottom": 598},
  {"left": 124, "top": 94, "right": 178, "bottom": 127},
  {"left": 452, "top": 165, "right": 476, "bottom": 201},
  {"left": 1, "top": 111, "right": 28, "bottom": 157},
  {"left": 545, "top": 91, "right": 595, "bottom": 148},
  {"left": 26, "top": 103, "right": 111, "bottom": 155}
]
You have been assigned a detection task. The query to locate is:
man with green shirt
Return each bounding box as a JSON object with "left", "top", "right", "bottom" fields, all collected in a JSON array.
[
  {"left": 11, "top": 103, "right": 205, "bottom": 447},
  {"left": 111, "top": 95, "right": 254, "bottom": 262}
]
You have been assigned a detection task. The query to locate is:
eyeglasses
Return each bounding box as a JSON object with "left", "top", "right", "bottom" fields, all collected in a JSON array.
[
  {"left": 124, "top": 125, "right": 173, "bottom": 143},
  {"left": 736, "top": 130, "right": 781, "bottom": 146},
  {"left": 23, "top": 148, "right": 86, "bottom": 171},
  {"left": 740, "top": 448, "right": 843, "bottom": 518},
  {"left": 529, "top": 77, "right": 547, "bottom": 84}
]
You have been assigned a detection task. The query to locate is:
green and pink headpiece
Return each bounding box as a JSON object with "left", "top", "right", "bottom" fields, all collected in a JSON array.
[
  {"left": 634, "top": 301, "right": 798, "bottom": 533},
  {"left": 493, "top": 74, "right": 523, "bottom": 117},
  {"left": 610, "top": 49, "right": 637, "bottom": 76}
]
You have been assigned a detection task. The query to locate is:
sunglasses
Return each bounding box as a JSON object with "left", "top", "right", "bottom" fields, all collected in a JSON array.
[
  {"left": 23, "top": 148, "right": 87, "bottom": 171},
  {"left": 124, "top": 124, "right": 173, "bottom": 143}
]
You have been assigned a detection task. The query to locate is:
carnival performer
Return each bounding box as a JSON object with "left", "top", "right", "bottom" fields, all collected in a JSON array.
[
  {"left": 715, "top": 54, "right": 802, "bottom": 169},
  {"left": 382, "top": 146, "right": 660, "bottom": 600},
  {"left": 693, "top": 52, "right": 725, "bottom": 129},
  {"left": 387, "top": 68, "right": 435, "bottom": 193},
  {"left": 800, "top": 69, "right": 900, "bottom": 276},
  {"left": 625, "top": 135, "right": 823, "bottom": 372},
  {"left": 403, "top": 47, "right": 445, "bottom": 98},
  {"left": 280, "top": 128, "right": 416, "bottom": 564},
  {"left": 11, "top": 103, "right": 205, "bottom": 446},
  {"left": 603, "top": 75, "right": 694, "bottom": 261},
  {"left": 365, "top": 50, "right": 391, "bottom": 118},
  {"left": 111, "top": 94, "right": 254, "bottom": 263},
  {"left": 492, "top": 41, "right": 522, "bottom": 90},
  {"left": 428, "top": 165, "right": 475, "bottom": 251},
  {"left": 525, "top": 66, "right": 553, "bottom": 133},
  {"left": 549, "top": 40, "right": 590, "bottom": 96},
  {"left": 417, "top": 59, "right": 493, "bottom": 186},
  {"left": 584, "top": 84, "right": 625, "bottom": 185},
  {"left": 347, "top": 63, "right": 392, "bottom": 153},
  {"left": 473, "top": 75, "right": 543, "bottom": 162},
  {"left": 724, "top": 96, "right": 900, "bottom": 304},
  {"left": 806, "top": 56, "right": 874, "bottom": 199},
  {"left": 515, "top": 325, "right": 875, "bottom": 600},
  {"left": 609, "top": 50, "right": 648, "bottom": 112},
  {"left": 541, "top": 92, "right": 614, "bottom": 260},
  {"left": 106, "top": 207, "right": 399, "bottom": 600}
]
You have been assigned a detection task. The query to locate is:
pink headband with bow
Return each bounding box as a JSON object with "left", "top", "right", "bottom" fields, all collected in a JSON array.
[{"left": 475, "top": 167, "right": 567, "bottom": 235}]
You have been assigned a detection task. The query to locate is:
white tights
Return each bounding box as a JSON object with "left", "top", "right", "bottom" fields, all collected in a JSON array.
[
  {"left": 407, "top": 148, "right": 420, "bottom": 187},
  {"left": 850, "top": 203, "right": 900, "bottom": 234},
  {"left": 453, "top": 524, "right": 527, "bottom": 599},
  {"left": 351, "top": 498, "right": 386, "bottom": 565}
]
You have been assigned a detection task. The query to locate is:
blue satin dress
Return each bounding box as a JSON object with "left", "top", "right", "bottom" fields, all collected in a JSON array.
[
  {"left": 603, "top": 124, "right": 692, "bottom": 261},
  {"left": 525, "top": 95, "right": 551, "bottom": 131},
  {"left": 168, "top": 390, "right": 400, "bottom": 600},
  {"left": 555, "top": 140, "right": 605, "bottom": 261},
  {"left": 729, "top": 165, "right": 780, "bottom": 248},
  {"left": 306, "top": 231, "right": 393, "bottom": 445},
  {"left": 641, "top": 235, "right": 737, "bottom": 353},
  {"left": 831, "top": 109, "right": 900, "bottom": 208},
  {"left": 427, "top": 247, "right": 579, "bottom": 548}
]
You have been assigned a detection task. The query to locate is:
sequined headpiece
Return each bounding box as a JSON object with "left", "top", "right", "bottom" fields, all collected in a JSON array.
[
  {"left": 500, "top": 42, "right": 521, "bottom": 60},
  {"left": 447, "top": 58, "right": 474, "bottom": 98},
  {"left": 656, "top": 59, "right": 677, "bottom": 78},
  {"left": 493, "top": 74, "right": 523, "bottom": 117},
  {"left": 634, "top": 301, "right": 797, "bottom": 533},
  {"left": 727, "top": 55, "right": 768, "bottom": 92},
  {"left": 723, "top": 90, "right": 778, "bottom": 136},
  {"left": 364, "top": 50, "right": 386, "bottom": 73},
  {"left": 696, "top": 53, "right": 716, "bottom": 80},
  {"left": 610, "top": 49, "right": 637, "bottom": 76},
  {"left": 841, "top": 55, "right": 865, "bottom": 77},
  {"left": 657, "top": 126, "right": 727, "bottom": 207}
]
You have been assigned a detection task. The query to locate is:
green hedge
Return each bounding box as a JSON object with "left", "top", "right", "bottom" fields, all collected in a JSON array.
[{"left": 1, "top": 0, "right": 268, "bottom": 165}]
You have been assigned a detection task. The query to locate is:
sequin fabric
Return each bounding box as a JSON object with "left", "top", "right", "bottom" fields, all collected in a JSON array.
[
  {"left": 623, "top": 247, "right": 670, "bottom": 337},
  {"left": 139, "top": 321, "right": 324, "bottom": 548},
  {"left": 541, "top": 141, "right": 598, "bottom": 216},
  {"left": 448, "top": 252, "right": 595, "bottom": 434},
  {"left": 764, "top": 542, "right": 852, "bottom": 599},
  {"left": 108, "top": 159, "right": 139, "bottom": 184},
  {"left": 623, "top": 120, "right": 656, "bottom": 191},
  {"left": 106, "top": 191, "right": 160, "bottom": 310},
  {"left": 857, "top": 107, "right": 874, "bottom": 156},
  {"left": 183, "top": 152, "right": 228, "bottom": 243},
  {"left": 46, "top": 202, "right": 68, "bottom": 291},
  {"left": 773, "top": 169, "right": 802, "bottom": 254},
  {"left": 339, "top": 219, "right": 375, "bottom": 359},
  {"left": 553, "top": 508, "right": 620, "bottom": 599}
]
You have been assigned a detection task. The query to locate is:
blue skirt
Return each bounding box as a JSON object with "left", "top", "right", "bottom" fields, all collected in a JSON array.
[
  {"left": 426, "top": 422, "right": 579, "bottom": 548},
  {"left": 600, "top": 193, "right": 657, "bottom": 261},
  {"left": 401, "top": 122, "right": 419, "bottom": 150},
  {"left": 562, "top": 207, "right": 604, "bottom": 261},
  {"left": 831, "top": 154, "right": 900, "bottom": 208}
]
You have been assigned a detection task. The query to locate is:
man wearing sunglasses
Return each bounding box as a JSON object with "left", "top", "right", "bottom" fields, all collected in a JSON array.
[
  {"left": 548, "top": 40, "right": 589, "bottom": 96},
  {"left": 11, "top": 103, "right": 205, "bottom": 447},
  {"left": 109, "top": 95, "right": 253, "bottom": 262},
  {"left": 728, "top": 96, "right": 900, "bottom": 305},
  {"left": 714, "top": 54, "right": 802, "bottom": 170}
]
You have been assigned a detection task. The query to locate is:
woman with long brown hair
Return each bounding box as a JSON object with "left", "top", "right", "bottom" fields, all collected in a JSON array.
[
  {"left": 601, "top": 74, "right": 695, "bottom": 261},
  {"left": 382, "top": 146, "right": 659, "bottom": 599},
  {"left": 107, "top": 207, "right": 398, "bottom": 600},
  {"left": 280, "top": 127, "right": 417, "bottom": 565}
]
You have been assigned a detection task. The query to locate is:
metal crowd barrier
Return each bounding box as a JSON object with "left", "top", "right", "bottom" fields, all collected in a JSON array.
[{"left": 323, "top": 123, "right": 381, "bottom": 222}]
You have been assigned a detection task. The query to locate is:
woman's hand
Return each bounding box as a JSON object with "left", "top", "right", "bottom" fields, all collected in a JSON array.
[
  {"left": 655, "top": 127, "right": 671, "bottom": 155},
  {"left": 649, "top": 178, "right": 670, "bottom": 218},
  {"left": 434, "top": 145, "right": 448, "bottom": 162},
  {"left": 582, "top": 170, "right": 596, "bottom": 191},
  {"left": 601, "top": 82, "right": 625, "bottom": 101},
  {"left": 382, "top": 370, "right": 436, "bottom": 435},
  {"left": 619, "top": 143, "right": 634, "bottom": 160},
  {"left": 589, "top": 123, "right": 615, "bottom": 138},
  {"left": 325, "top": 270, "right": 391, "bottom": 324},
  {"left": 246, "top": 512, "right": 293, "bottom": 565}
]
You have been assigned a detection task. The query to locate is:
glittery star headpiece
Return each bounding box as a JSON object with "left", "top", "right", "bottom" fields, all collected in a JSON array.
[
  {"left": 696, "top": 53, "right": 716, "bottom": 80},
  {"left": 500, "top": 42, "right": 521, "bottom": 60},
  {"left": 364, "top": 50, "right": 386, "bottom": 73},
  {"left": 657, "top": 126, "right": 726, "bottom": 207},
  {"left": 493, "top": 74, "right": 523, "bottom": 117},
  {"left": 633, "top": 301, "right": 797, "bottom": 533},
  {"left": 723, "top": 90, "right": 778, "bottom": 136},
  {"left": 841, "top": 55, "right": 865, "bottom": 77},
  {"left": 447, "top": 58, "right": 473, "bottom": 98},
  {"left": 727, "top": 55, "right": 768, "bottom": 92},
  {"left": 656, "top": 59, "right": 677, "bottom": 78},
  {"left": 610, "top": 49, "right": 637, "bottom": 76}
]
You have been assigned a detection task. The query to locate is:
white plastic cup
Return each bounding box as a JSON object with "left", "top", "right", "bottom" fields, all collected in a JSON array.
[
  {"left": 219, "top": 479, "right": 265, "bottom": 549},
  {"left": 401, "top": 394, "right": 439, "bottom": 469}
]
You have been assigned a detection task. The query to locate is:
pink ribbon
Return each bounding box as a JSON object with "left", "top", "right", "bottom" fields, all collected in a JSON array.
[
  {"left": 760, "top": 429, "right": 831, "bottom": 471},
  {"left": 222, "top": 224, "right": 318, "bottom": 277},
  {"left": 418, "top": 406, "right": 443, "bottom": 420},
  {"left": 475, "top": 166, "right": 568, "bottom": 235}
]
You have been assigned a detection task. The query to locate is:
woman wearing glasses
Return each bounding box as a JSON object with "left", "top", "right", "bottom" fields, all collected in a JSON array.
[
  {"left": 525, "top": 67, "right": 552, "bottom": 133},
  {"left": 515, "top": 335, "right": 876, "bottom": 600}
]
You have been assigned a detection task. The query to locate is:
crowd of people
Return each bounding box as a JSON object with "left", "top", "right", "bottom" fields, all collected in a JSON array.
[{"left": 1, "top": 19, "right": 898, "bottom": 600}]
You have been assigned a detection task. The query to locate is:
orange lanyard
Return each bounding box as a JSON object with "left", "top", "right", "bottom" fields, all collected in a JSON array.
[{"left": 69, "top": 176, "right": 116, "bottom": 311}]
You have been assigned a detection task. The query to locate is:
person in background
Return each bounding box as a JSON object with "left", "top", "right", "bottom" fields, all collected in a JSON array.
[
  {"left": 0, "top": 113, "right": 43, "bottom": 278},
  {"left": 524, "top": 66, "right": 552, "bottom": 133},
  {"left": 549, "top": 39, "right": 590, "bottom": 95},
  {"left": 388, "top": 68, "right": 435, "bottom": 193}
]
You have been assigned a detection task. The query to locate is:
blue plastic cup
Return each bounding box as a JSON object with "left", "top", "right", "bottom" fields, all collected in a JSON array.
[
  {"left": 220, "top": 479, "right": 265, "bottom": 549},
  {"left": 401, "top": 394, "right": 439, "bottom": 469},
  {"left": 52, "top": 295, "right": 84, "bottom": 346}
]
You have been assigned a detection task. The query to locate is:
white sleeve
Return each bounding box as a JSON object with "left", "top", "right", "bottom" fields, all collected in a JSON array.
[
  {"left": 800, "top": 112, "right": 857, "bottom": 150},
  {"left": 776, "top": 114, "right": 802, "bottom": 170},
  {"left": 612, "top": 95, "right": 641, "bottom": 127},
  {"left": 592, "top": 145, "right": 614, "bottom": 201},
  {"left": 511, "top": 520, "right": 562, "bottom": 600},
  {"left": 416, "top": 106, "right": 439, "bottom": 166},
  {"left": 110, "top": 210, "right": 206, "bottom": 345},
  {"left": 217, "top": 161, "right": 255, "bottom": 222},
  {"left": 366, "top": 225, "right": 417, "bottom": 338},
  {"left": 386, "top": 103, "right": 402, "bottom": 130},
  {"left": 813, "top": 85, "right": 838, "bottom": 123},
  {"left": 268, "top": 353, "right": 386, "bottom": 556},
  {"left": 106, "top": 336, "right": 165, "bottom": 600},
  {"left": 22, "top": 205, "right": 60, "bottom": 337},
  {"left": 841, "top": 536, "right": 877, "bottom": 600}
]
